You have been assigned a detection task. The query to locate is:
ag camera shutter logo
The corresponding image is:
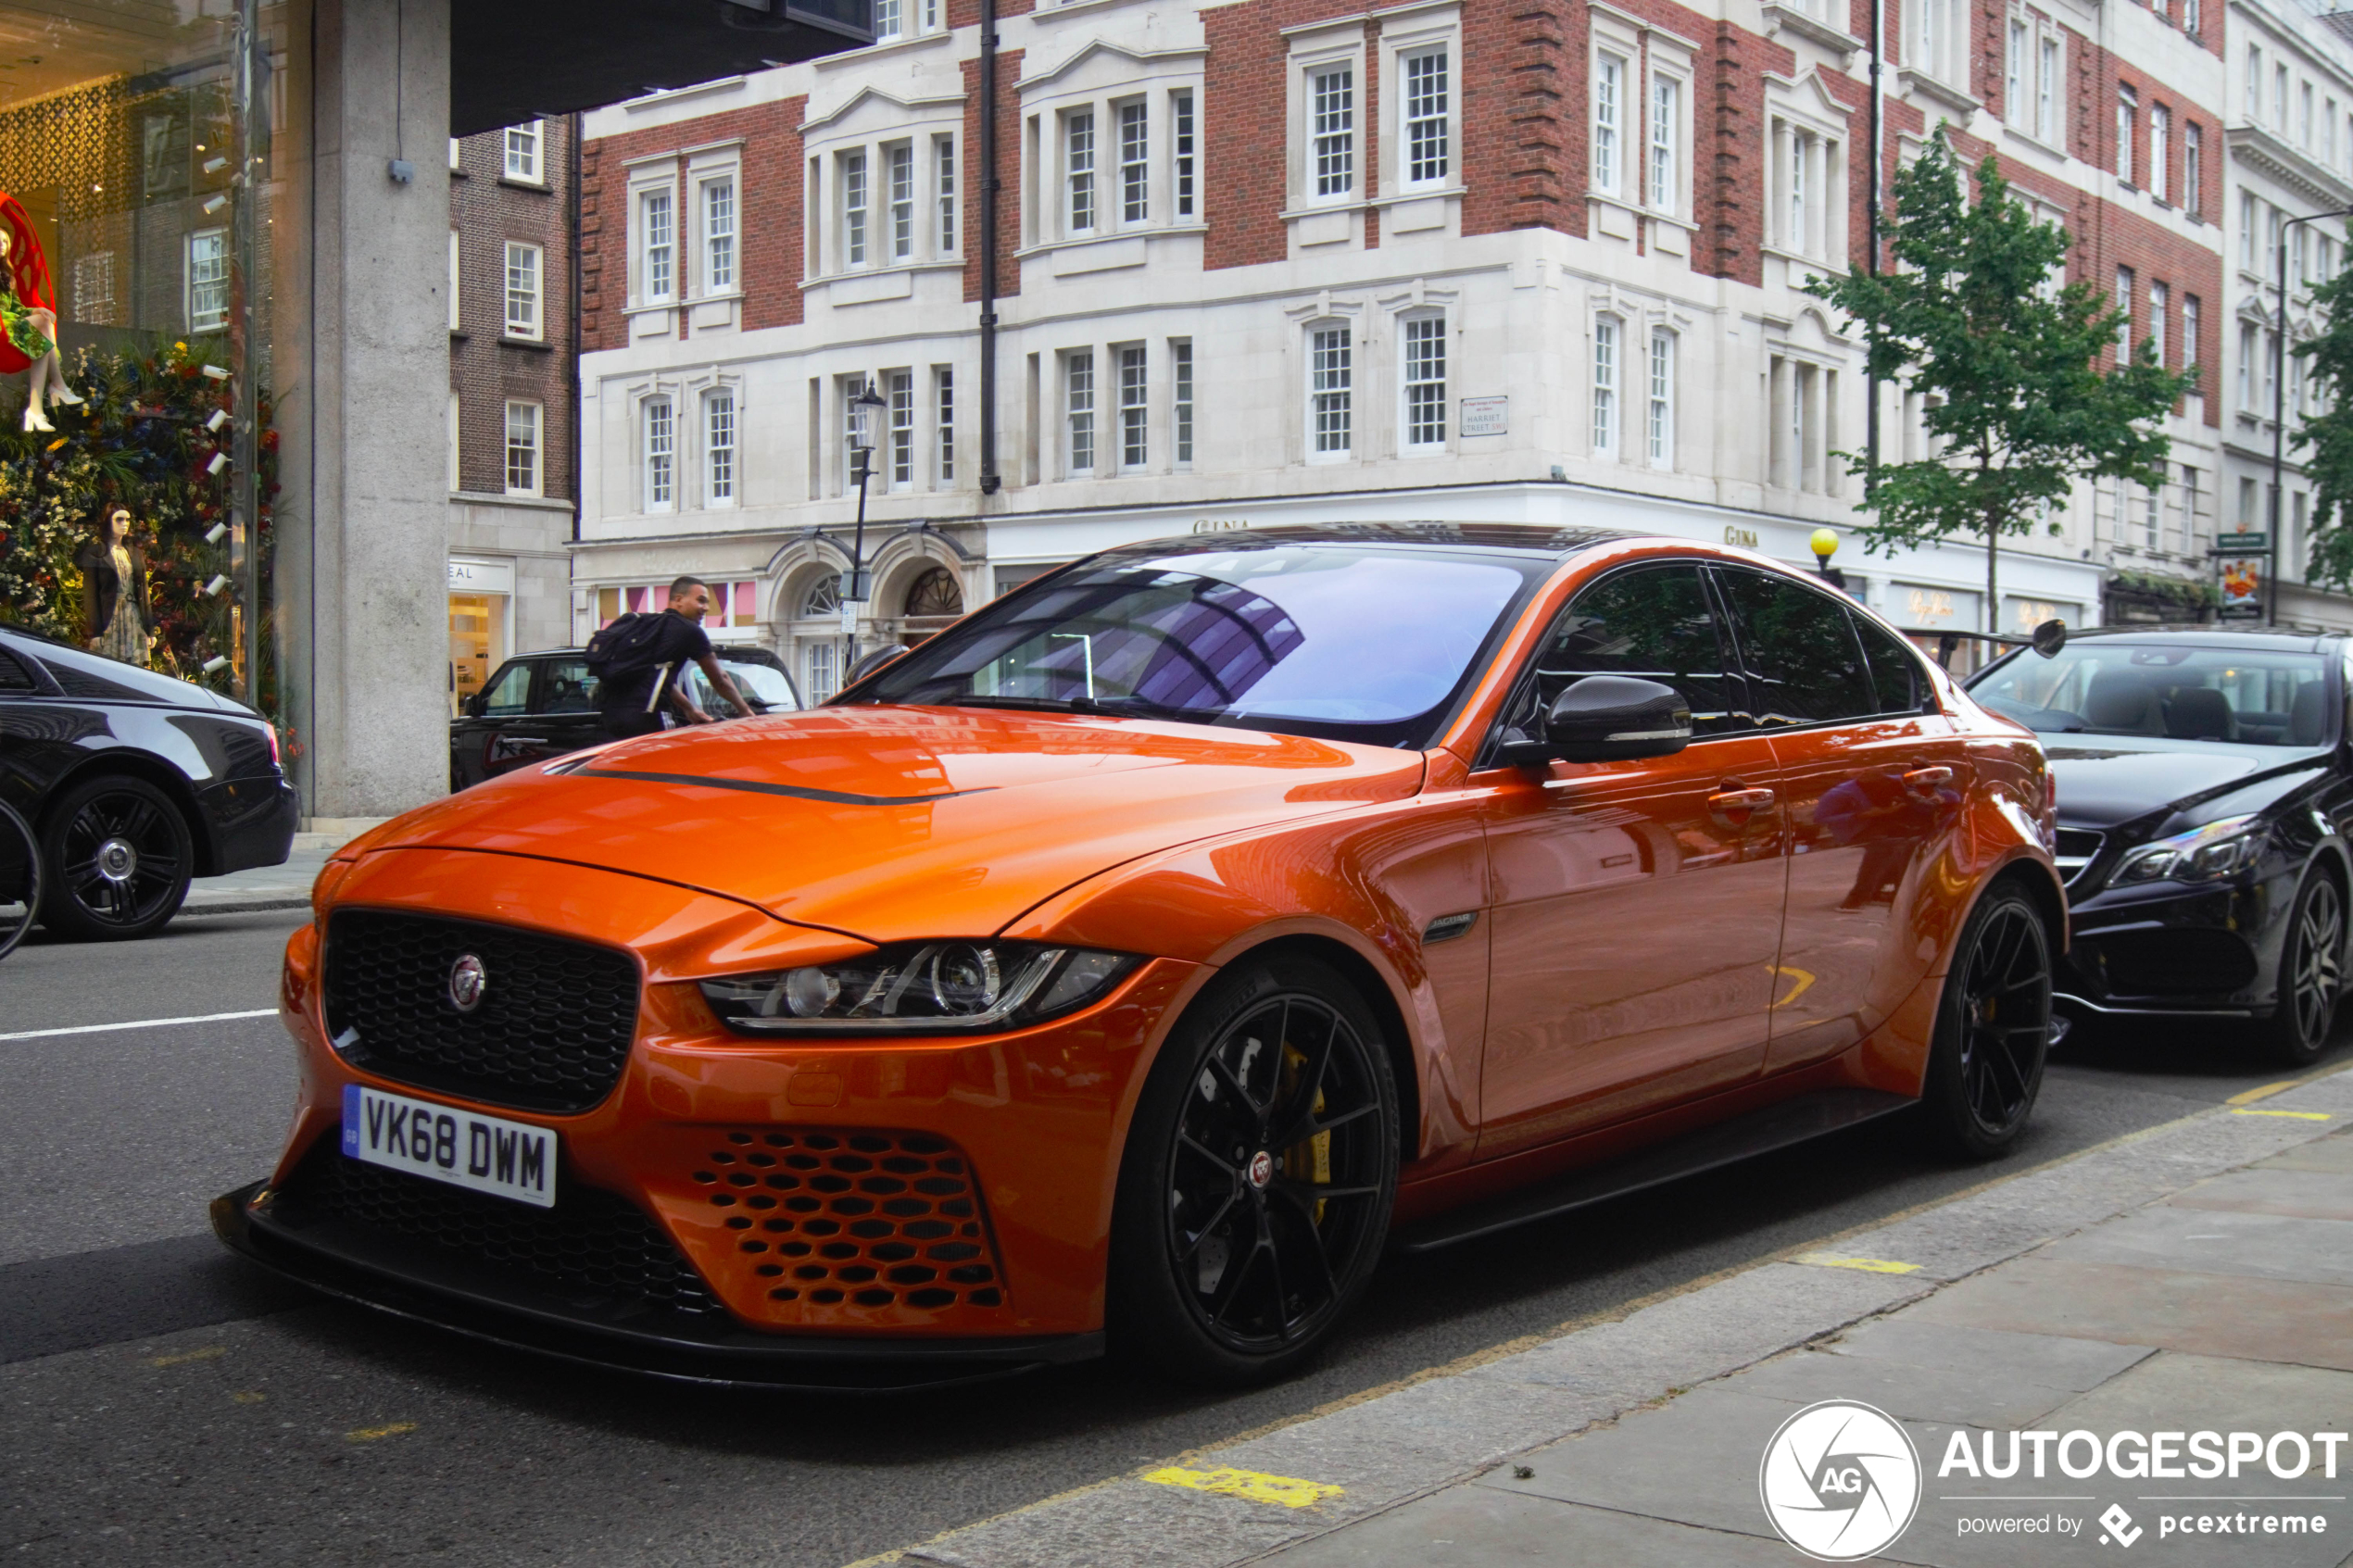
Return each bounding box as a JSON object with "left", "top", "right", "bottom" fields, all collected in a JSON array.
[{"left": 1759, "top": 1399, "right": 1924, "bottom": 1561}]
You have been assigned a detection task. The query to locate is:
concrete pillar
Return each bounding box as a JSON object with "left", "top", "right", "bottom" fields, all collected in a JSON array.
[{"left": 283, "top": 0, "right": 453, "bottom": 822}]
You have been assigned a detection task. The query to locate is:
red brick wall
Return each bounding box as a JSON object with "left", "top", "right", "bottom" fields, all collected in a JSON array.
[
  {"left": 579, "top": 96, "right": 808, "bottom": 353},
  {"left": 1462, "top": 1, "right": 1576, "bottom": 236},
  {"left": 1202, "top": 4, "right": 1291, "bottom": 271},
  {"left": 449, "top": 119, "right": 575, "bottom": 501},
  {"left": 963, "top": 50, "right": 1025, "bottom": 302}
]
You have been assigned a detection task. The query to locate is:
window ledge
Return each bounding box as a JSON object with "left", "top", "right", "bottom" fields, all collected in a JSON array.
[
  {"left": 1759, "top": 3, "right": 1863, "bottom": 59},
  {"left": 1015, "top": 224, "right": 1205, "bottom": 260},
  {"left": 1760, "top": 242, "right": 1846, "bottom": 276},
  {"left": 1896, "top": 68, "right": 1979, "bottom": 118},
  {"left": 1370, "top": 186, "right": 1463, "bottom": 209},
  {"left": 1998, "top": 124, "right": 2068, "bottom": 161},
  {"left": 1278, "top": 200, "right": 1369, "bottom": 222},
  {"left": 497, "top": 175, "right": 551, "bottom": 193},
  {"left": 622, "top": 299, "right": 680, "bottom": 316},
  {"left": 800, "top": 258, "right": 967, "bottom": 286},
  {"left": 499, "top": 334, "right": 553, "bottom": 351}
]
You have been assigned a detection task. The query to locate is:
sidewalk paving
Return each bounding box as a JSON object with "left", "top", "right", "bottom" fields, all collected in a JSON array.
[
  {"left": 180, "top": 829, "right": 364, "bottom": 917},
  {"left": 887, "top": 1069, "right": 2353, "bottom": 1568}
]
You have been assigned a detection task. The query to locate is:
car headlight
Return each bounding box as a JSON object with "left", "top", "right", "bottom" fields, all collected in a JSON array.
[
  {"left": 2109, "top": 815, "right": 2269, "bottom": 887},
  {"left": 698, "top": 942, "right": 1139, "bottom": 1036}
]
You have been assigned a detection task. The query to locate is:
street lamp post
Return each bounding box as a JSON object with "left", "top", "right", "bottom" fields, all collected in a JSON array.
[
  {"left": 843, "top": 381, "right": 887, "bottom": 677},
  {"left": 2271, "top": 207, "right": 2353, "bottom": 626}
]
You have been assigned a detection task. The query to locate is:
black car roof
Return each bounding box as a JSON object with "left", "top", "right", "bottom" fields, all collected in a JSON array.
[
  {"left": 1102, "top": 521, "right": 1646, "bottom": 561},
  {"left": 2061, "top": 622, "right": 2340, "bottom": 655}
]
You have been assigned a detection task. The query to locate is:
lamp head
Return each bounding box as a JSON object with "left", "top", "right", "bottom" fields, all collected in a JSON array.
[
  {"left": 1809, "top": 528, "right": 1839, "bottom": 562},
  {"left": 848, "top": 381, "right": 887, "bottom": 451}
]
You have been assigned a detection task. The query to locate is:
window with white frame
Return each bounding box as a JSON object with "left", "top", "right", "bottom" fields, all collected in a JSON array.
[
  {"left": 448, "top": 136, "right": 463, "bottom": 173},
  {"left": 2007, "top": 18, "right": 2026, "bottom": 116},
  {"left": 887, "top": 370, "right": 914, "bottom": 489},
  {"left": 1593, "top": 53, "right": 1626, "bottom": 196},
  {"left": 504, "top": 119, "right": 543, "bottom": 182},
  {"left": 1403, "top": 47, "right": 1450, "bottom": 188},
  {"left": 935, "top": 367, "right": 954, "bottom": 485},
  {"left": 1312, "top": 66, "right": 1355, "bottom": 198},
  {"left": 702, "top": 177, "right": 736, "bottom": 292},
  {"left": 706, "top": 389, "right": 736, "bottom": 505},
  {"left": 1592, "top": 316, "right": 1620, "bottom": 458},
  {"left": 1648, "top": 329, "right": 1676, "bottom": 468},
  {"left": 2184, "top": 122, "right": 2202, "bottom": 217},
  {"left": 804, "top": 642, "right": 838, "bottom": 707},
  {"left": 640, "top": 186, "right": 674, "bottom": 300},
  {"left": 2181, "top": 464, "right": 2201, "bottom": 552},
  {"left": 2183, "top": 0, "right": 2199, "bottom": 37},
  {"left": 1065, "top": 351, "right": 1095, "bottom": 477},
  {"left": 1769, "top": 116, "right": 1843, "bottom": 262},
  {"left": 1309, "top": 325, "right": 1353, "bottom": 458},
  {"left": 2116, "top": 267, "right": 2133, "bottom": 363},
  {"left": 2184, "top": 294, "right": 2202, "bottom": 383},
  {"left": 504, "top": 242, "right": 541, "bottom": 338},
  {"left": 888, "top": 143, "right": 915, "bottom": 261},
  {"left": 1403, "top": 313, "right": 1446, "bottom": 451},
  {"left": 841, "top": 150, "right": 869, "bottom": 266},
  {"left": 2242, "top": 191, "right": 2258, "bottom": 271},
  {"left": 1648, "top": 71, "right": 1680, "bottom": 211},
  {"left": 2037, "top": 33, "right": 2060, "bottom": 144},
  {"left": 874, "top": 0, "right": 903, "bottom": 43},
  {"left": 2304, "top": 82, "right": 2316, "bottom": 149},
  {"left": 1914, "top": 0, "right": 1963, "bottom": 87},
  {"left": 2117, "top": 86, "right": 2135, "bottom": 185},
  {"left": 644, "top": 396, "right": 675, "bottom": 511},
  {"left": 2296, "top": 224, "right": 2309, "bottom": 285},
  {"left": 447, "top": 230, "right": 461, "bottom": 330},
  {"left": 2150, "top": 104, "right": 2170, "bottom": 202},
  {"left": 2277, "top": 65, "right": 2290, "bottom": 130},
  {"left": 2151, "top": 281, "right": 2170, "bottom": 367},
  {"left": 2246, "top": 46, "right": 2262, "bottom": 121},
  {"left": 186, "top": 228, "right": 227, "bottom": 331},
  {"left": 2332, "top": 100, "right": 2341, "bottom": 167},
  {"left": 505, "top": 400, "right": 542, "bottom": 495},
  {"left": 1172, "top": 338, "right": 1194, "bottom": 467},
  {"left": 936, "top": 135, "right": 956, "bottom": 252},
  {"left": 1118, "top": 101, "right": 1148, "bottom": 223},
  {"left": 1173, "top": 90, "right": 1196, "bottom": 218},
  {"left": 1066, "top": 110, "right": 1097, "bottom": 233},
  {"left": 1118, "top": 345, "right": 1148, "bottom": 470},
  {"left": 2237, "top": 321, "right": 2258, "bottom": 411}
]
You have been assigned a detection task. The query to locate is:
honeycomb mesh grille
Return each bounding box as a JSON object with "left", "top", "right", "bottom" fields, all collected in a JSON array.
[
  {"left": 283, "top": 1139, "right": 722, "bottom": 1316},
  {"left": 693, "top": 1130, "right": 1006, "bottom": 1314},
  {"left": 323, "top": 909, "right": 640, "bottom": 1113}
]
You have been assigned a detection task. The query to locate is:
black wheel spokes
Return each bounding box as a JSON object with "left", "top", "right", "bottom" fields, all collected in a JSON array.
[
  {"left": 2293, "top": 883, "right": 2342, "bottom": 1043},
  {"left": 1169, "top": 993, "right": 1385, "bottom": 1350},
  {"left": 61, "top": 793, "right": 181, "bottom": 926},
  {"left": 1960, "top": 907, "right": 2048, "bottom": 1134}
]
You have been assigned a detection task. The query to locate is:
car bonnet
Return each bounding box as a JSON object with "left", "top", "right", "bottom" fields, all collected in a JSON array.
[{"left": 356, "top": 705, "right": 1426, "bottom": 943}]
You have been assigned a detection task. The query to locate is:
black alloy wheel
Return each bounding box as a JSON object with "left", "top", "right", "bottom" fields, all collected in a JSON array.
[
  {"left": 1922, "top": 884, "right": 2052, "bottom": 1160},
  {"left": 0, "top": 799, "right": 38, "bottom": 960},
  {"left": 2261, "top": 870, "right": 2344, "bottom": 1068},
  {"left": 1111, "top": 957, "right": 1399, "bottom": 1386},
  {"left": 38, "top": 774, "right": 194, "bottom": 941}
]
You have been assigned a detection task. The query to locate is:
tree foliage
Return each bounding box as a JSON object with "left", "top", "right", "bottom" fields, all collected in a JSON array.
[
  {"left": 1806, "top": 132, "right": 2195, "bottom": 573},
  {"left": 2294, "top": 266, "right": 2353, "bottom": 591},
  {"left": 0, "top": 338, "right": 281, "bottom": 709}
]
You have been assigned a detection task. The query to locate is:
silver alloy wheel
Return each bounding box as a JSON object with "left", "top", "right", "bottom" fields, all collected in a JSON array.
[{"left": 2290, "top": 877, "right": 2343, "bottom": 1047}]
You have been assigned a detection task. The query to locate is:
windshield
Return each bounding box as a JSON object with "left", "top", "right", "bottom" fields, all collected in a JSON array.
[
  {"left": 688, "top": 658, "right": 799, "bottom": 713},
  {"left": 1970, "top": 642, "right": 2334, "bottom": 747},
  {"left": 852, "top": 544, "right": 1545, "bottom": 748}
]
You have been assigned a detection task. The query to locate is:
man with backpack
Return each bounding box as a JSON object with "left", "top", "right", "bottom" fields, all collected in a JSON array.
[{"left": 587, "top": 576, "right": 756, "bottom": 741}]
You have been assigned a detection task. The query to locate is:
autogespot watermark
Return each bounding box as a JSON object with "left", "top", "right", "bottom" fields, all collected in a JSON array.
[{"left": 1762, "top": 1409, "right": 2347, "bottom": 1559}]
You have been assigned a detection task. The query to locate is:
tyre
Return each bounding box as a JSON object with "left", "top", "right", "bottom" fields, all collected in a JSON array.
[
  {"left": 38, "top": 773, "right": 194, "bottom": 941},
  {"left": 2259, "top": 868, "right": 2344, "bottom": 1068},
  {"left": 1109, "top": 955, "right": 1400, "bottom": 1387},
  {"left": 1920, "top": 883, "right": 2053, "bottom": 1160},
  {"left": 0, "top": 799, "right": 38, "bottom": 960}
]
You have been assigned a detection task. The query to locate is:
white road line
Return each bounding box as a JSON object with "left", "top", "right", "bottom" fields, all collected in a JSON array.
[{"left": 0, "top": 1009, "right": 277, "bottom": 1042}]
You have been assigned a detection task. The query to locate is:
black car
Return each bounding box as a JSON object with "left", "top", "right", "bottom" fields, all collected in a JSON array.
[
  {"left": 0, "top": 624, "right": 298, "bottom": 940},
  {"left": 1967, "top": 623, "right": 2353, "bottom": 1063},
  {"left": 449, "top": 643, "right": 803, "bottom": 790}
]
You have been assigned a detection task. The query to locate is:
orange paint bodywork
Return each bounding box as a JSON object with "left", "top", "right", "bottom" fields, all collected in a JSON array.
[{"left": 275, "top": 537, "right": 2063, "bottom": 1347}]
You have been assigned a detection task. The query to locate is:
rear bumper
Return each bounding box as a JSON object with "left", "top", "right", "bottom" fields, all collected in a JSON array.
[
  {"left": 211, "top": 1178, "right": 1101, "bottom": 1390},
  {"left": 198, "top": 774, "right": 300, "bottom": 875}
]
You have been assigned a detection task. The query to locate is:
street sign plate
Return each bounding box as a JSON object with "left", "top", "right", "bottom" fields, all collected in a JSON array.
[{"left": 2217, "top": 531, "right": 2269, "bottom": 552}]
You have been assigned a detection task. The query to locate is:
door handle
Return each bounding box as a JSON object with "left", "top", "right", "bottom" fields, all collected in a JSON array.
[
  {"left": 1903, "top": 766, "right": 1954, "bottom": 789},
  {"left": 1708, "top": 786, "right": 1777, "bottom": 811}
]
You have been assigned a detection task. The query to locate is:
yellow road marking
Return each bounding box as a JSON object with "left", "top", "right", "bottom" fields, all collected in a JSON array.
[
  {"left": 2231, "top": 1108, "right": 2334, "bottom": 1121},
  {"left": 1142, "top": 1465, "right": 1345, "bottom": 1510},
  {"left": 147, "top": 1346, "right": 225, "bottom": 1367},
  {"left": 231, "top": 1392, "right": 266, "bottom": 1405},
  {"left": 2228, "top": 1080, "right": 2302, "bottom": 1105},
  {"left": 1794, "top": 1252, "right": 1922, "bottom": 1274},
  {"left": 345, "top": 1422, "right": 417, "bottom": 1443}
]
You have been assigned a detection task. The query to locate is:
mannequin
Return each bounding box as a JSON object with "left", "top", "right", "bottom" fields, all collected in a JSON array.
[
  {"left": 0, "top": 194, "right": 82, "bottom": 432},
  {"left": 74, "top": 508, "right": 152, "bottom": 665}
]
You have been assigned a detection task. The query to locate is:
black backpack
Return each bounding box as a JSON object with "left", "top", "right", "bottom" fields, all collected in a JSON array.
[{"left": 584, "top": 612, "right": 669, "bottom": 683}]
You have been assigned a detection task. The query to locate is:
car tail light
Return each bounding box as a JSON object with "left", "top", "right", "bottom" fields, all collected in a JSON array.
[{"left": 267, "top": 723, "right": 282, "bottom": 767}]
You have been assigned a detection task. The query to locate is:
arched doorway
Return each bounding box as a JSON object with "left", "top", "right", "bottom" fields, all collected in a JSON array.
[{"left": 900, "top": 565, "right": 964, "bottom": 645}]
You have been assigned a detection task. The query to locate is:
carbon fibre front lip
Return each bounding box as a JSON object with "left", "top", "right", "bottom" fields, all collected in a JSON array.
[{"left": 209, "top": 1180, "right": 1101, "bottom": 1391}]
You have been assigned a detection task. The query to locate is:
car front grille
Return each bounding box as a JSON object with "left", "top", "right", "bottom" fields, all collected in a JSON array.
[
  {"left": 2054, "top": 828, "right": 2104, "bottom": 889},
  {"left": 281, "top": 1137, "right": 723, "bottom": 1316},
  {"left": 322, "top": 909, "right": 640, "bottom": 1113}
]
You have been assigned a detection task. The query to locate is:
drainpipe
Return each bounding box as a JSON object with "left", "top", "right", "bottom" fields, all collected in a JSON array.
[
  {"left": 569, "top": 111, "right": 583, "bottom": 545},
  {"left": 978, "top": 0, "right": 1001, "bottom": 495},
  {"left": 1864, "top": 0, "right": 1881, "bottom": 501}
]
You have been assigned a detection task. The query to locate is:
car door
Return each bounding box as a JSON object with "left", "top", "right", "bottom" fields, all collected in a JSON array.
[
  {"left": 447, "top": 659, "right": 538, "bottom": 789},
  {"left": 1713, "top": 566, "right": 1969, "bottom": 1074},
  {"left": 522, "top": 655, "right": 610, "bottom": 760},
  {"left": 1474, "top": 560, "right": 1791, "bottom": 1158}
]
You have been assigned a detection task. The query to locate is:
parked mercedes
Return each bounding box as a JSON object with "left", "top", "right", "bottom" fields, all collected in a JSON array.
[
  {"left": 1968, "top": 624, "right": 2353, "bottom": 1063},
  {"left": 220, "top": 526, "right": 2063, "bottom": 1389},
  {"left": 0, "top": 623, "right": 297, "bottom": 939}
]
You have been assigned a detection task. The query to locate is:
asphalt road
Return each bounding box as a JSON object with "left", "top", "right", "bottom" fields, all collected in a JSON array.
[{"left": 3, "top": 908, "right": 2347, "bottom": 1566}]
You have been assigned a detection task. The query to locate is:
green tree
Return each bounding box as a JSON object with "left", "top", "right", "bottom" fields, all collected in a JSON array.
[
  {"left": 2294, "top": 266, "right": 2353, "bottom": 590},
  {"left": 1806, "top": 132, "right": 2196, "bottom": 631}
]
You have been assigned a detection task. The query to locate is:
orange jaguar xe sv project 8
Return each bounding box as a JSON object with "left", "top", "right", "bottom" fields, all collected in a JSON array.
[{"left": 216, "top": 526, "right": 2064, "bottom": 1388}]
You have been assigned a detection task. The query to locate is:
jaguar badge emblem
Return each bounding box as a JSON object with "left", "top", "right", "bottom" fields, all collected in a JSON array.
[{"left": 447, "top": 953, "right": 487, "bottom": 1012}]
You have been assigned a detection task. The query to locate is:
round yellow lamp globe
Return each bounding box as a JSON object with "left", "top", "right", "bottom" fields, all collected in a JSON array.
[{"left": 1809, "top": 528, "right": 1840, "bottom": 560}]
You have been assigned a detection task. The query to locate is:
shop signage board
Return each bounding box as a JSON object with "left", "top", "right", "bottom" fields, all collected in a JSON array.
[
  {"left": 2218, "top": 557, "right": 2264, "bottom": 619},
  {"left": 2216, "top": 531, "right": 2269, "bottom": 553}
]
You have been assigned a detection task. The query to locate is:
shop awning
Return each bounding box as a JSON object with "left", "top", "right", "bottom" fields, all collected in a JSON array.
[{"left": 452, "top": 0, "right": 870, "bottom": 135}]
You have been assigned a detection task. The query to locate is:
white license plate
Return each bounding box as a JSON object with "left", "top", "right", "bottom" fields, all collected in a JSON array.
[{"left": 341, "top": 1084, "right": 556, "bottom": 1209}]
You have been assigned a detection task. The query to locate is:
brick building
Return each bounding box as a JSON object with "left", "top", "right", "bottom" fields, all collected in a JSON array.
[
  {"left": 568, "top": 0, "right": 2330, "bottom": 700},
  {"left": 447, "top": 117, "right": 579, "bottom": 716}
]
